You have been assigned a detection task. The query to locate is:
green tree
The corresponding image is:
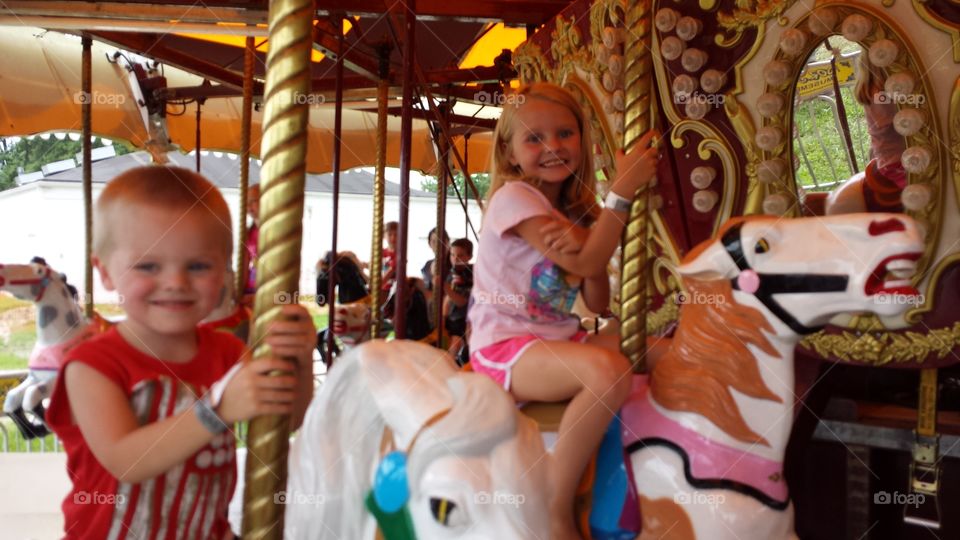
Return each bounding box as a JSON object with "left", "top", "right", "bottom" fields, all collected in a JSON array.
[
  {"left": 0, "top": 136, "right": 132, "bottom": 191},
  {"left": 420, "top": 172, "right": 491, "bottom": 201}
]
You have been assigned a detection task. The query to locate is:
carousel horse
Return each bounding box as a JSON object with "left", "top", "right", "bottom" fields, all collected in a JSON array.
[
  {"left": 316, "top": 251, "right": 376, "bottom": 361},
  {"left": 316, "top": 251, "right": 434, "bottom": 362},
  {"left": 624, "top": 213, "right": 923, "bottom": 539},
  {"left": 286, "top": 339, "right": 550, "bottom": 539},
  {"left": 287, "top": 212, "right": 923, "bottom": 539},
  {"left": 0, "top": 259, "right": 104, "bottom": 438}
]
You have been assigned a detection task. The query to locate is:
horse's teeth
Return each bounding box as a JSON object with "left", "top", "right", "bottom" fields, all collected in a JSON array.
[{"left": 887, "top": 259, "right": 916, "bottom": 271}]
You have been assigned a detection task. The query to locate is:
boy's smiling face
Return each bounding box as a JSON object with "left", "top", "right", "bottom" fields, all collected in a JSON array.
[{"left": 95, "top": 204, "right": 229, "bottom": 349}]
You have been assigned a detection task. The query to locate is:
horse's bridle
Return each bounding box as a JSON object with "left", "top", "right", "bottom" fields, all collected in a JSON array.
[
  {"left": 721, "top": 222, "right": 849, "bottom": 335},
  {"left": 0, "top": 264, "right": 52, "bottom": 302}
]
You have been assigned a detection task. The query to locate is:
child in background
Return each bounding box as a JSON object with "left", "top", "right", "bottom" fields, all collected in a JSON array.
[
  {"left": 443, "top": 237, "right": 474, "bottom": 357},
  {"left": 47, "top": 166, "right": 316, "bottom": 539},
  {"left": 467, "top": 82, "right": 658, "bottom": 539},
  {"left": 380, "top": 221, "right": 399, "bottom": 294},
  {"left": 828, "top": 53, "right": 908, "bottom": 214}
]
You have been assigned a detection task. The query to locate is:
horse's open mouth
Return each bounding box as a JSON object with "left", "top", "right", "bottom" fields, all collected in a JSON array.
[{"left": 865, "top": 252, "right": 922, "bottom": 296}]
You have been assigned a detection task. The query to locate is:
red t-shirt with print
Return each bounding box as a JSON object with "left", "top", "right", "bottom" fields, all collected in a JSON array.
[{"left": 47, "top": 325, "right": 245, "bottom": 540}]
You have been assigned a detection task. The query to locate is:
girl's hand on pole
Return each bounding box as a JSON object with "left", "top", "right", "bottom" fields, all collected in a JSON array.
[{"left": 611, "top": 129, "right": 660, "bottom": 198}]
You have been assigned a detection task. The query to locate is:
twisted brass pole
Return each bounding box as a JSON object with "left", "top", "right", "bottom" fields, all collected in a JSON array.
[
  {"left": 369, "top": 46, "right": 391, "bottom": 338},
  {"left": 236, "top": 36, "right": 255, "bottom": 303},
  {"left": 81, "top": 35, "right": 93, "bottom": 318},
  {"left": 241, "top": 0, "right": 313, "bottom": 536},
  {"left": 620, "top": 1, "right": 654, "bottom": 373}
]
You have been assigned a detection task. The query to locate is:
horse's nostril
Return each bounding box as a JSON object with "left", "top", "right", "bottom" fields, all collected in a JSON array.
[{"left": 869, "top": 218, "right": 906, "bottom": 236}]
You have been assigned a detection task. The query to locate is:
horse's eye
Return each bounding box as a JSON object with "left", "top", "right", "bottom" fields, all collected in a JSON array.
[
  {"left": 754, "top": 238, "right": 770, "bottom": 254},
  {"left": 429, "top": 497, "right": 465, "bottom": 527}
]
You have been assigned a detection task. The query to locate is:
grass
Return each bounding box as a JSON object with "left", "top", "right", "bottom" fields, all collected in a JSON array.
[{"left": 0, "top": 417, "right": 61, "bottom": 452}]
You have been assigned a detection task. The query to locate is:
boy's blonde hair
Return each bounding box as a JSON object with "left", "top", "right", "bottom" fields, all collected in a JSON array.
[
  {"left": 487, "top": 82, "right": 600, "bottom": 226},
  {"left": 94, "top": 165, "right": 233, "bottom": 258}
]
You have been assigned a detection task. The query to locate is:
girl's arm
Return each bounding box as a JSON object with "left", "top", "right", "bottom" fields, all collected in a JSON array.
[
  {"left": 513, "top": 131, "right": 659, "bottom": 277},
  {"left": 581, "top": 273, "right": 610, "bottom": 314},
  {"left": 66, "top": 355, "right": 299, "bottom": 484}
]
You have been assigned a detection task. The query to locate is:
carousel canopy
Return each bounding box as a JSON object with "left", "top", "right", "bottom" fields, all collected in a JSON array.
[{"left": 0, "top": 1, "right": 562, "bottom": 174}]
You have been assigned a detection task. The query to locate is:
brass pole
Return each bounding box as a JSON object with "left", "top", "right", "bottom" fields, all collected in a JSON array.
[
  {"left": 195, "top": 100, "right": 202, "bottom": 172},
  {"left": 241, "top": 0, "right": 313, "bottom": 536},
  {"left": 326, "top": 15, "right": 345, "bottom": 363},
  {"left": 433, "top": 103, "right": 449, "bottom": 346},
  {"left": 81, "top": 35, "right": 93, "bottom": 318},
  {"left": 393, "top": 1, "right": 416, "bottom": 339},
  {"left": 369, "top": 45, "right": 391, "bottom": 338},
  {"left": 620, "top": 1, "right": 654, "bottom": 372},
  {"left": 236, "top": 36, "right": 255, "bottom": 304}
]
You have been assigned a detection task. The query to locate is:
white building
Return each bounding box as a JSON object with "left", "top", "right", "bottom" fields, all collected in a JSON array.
[{"left": 0, "top": 151, "right": 483, "bottom": 303}]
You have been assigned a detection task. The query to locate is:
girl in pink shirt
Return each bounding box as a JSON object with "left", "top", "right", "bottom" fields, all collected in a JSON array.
[{"left": 467, "top": 82, "right": 658, "bottom": 540}]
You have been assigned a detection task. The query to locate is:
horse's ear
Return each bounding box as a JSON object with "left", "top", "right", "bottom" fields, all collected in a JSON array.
[
  {"left": 359, "top": 341, "right": 457, "bottom": 449},
  {"left": 677, "top": 237, "right": 738, "bottom": 281}
]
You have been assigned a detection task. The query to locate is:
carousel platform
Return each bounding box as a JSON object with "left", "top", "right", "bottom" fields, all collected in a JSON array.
[{"left": 0, "top": 453, "right": 70, "bottom": 539}]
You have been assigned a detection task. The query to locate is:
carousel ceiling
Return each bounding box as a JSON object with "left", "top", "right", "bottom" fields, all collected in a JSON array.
[{"left": 0, "top": 1, "right": 564, "bottom": 173}]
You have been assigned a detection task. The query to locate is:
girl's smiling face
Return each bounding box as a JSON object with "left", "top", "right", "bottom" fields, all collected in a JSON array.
[{"left": 506, "top": 97, "right": 583, "bottom": 186}]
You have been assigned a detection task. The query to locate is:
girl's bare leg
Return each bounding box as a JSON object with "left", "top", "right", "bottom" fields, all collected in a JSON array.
[{"left": 510, "top": 338, "right": 632, "bottom": 540}]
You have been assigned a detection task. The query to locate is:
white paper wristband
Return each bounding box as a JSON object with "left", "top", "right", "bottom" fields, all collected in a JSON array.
[{"left": 605, "top": 191, "right": 633, "bottom": 213}]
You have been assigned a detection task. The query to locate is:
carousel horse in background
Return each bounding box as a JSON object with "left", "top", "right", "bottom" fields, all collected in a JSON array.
[
  {"left": 286, "top": 339, "right": 550, "bottom": 539},
  {"left": 315, "top": 250, "right": 376, "bottom": 362},
  {"left": 316, "top": 251, "right": 435, "bottom": 362},
  {"left": 0, "top": 259, "right": 105, "bottom": 438},
  {"left": 285, "top": 213, "right": 924, "bottom": 539}
]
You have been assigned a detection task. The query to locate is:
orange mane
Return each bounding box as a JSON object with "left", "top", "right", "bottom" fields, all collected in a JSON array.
[{"left": 651, "top": 277, "right": 783, "bottom": 446}]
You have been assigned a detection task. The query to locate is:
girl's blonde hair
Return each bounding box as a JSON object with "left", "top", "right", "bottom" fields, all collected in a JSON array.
[
  {"left": 854, "top": 51, "right": 884, "bottom": 106},
  {"left": 487, "top": 82, "right": 600, "bottom": 226}
]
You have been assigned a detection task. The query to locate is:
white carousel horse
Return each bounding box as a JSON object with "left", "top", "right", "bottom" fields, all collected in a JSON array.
[
  {"left": 0, "top": 260, "right": 102, "bottom": 438},
  {"left": 624, "top": 213, "right": 923, "bottom": 539},
  {"left": 286, "top": 339, "right": 550, "bottom": 539},
  {"left": 286, "top": 213, "right": 922, "bottom": 539}
]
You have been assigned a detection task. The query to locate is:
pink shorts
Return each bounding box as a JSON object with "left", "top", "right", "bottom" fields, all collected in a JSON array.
[{"left": 470, "top": 331, "right": 589, "bottom": 391}]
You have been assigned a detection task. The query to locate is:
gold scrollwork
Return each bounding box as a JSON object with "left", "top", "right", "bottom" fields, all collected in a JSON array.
[
  {"left": 717, "top": 0, "right": 799, "bottom": 48},
  {"left": 669, "top": 119, "right": 740, "bottom": 230},
  {"left": 800, "top": 322, "right": 960, "bottom": 366}
]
